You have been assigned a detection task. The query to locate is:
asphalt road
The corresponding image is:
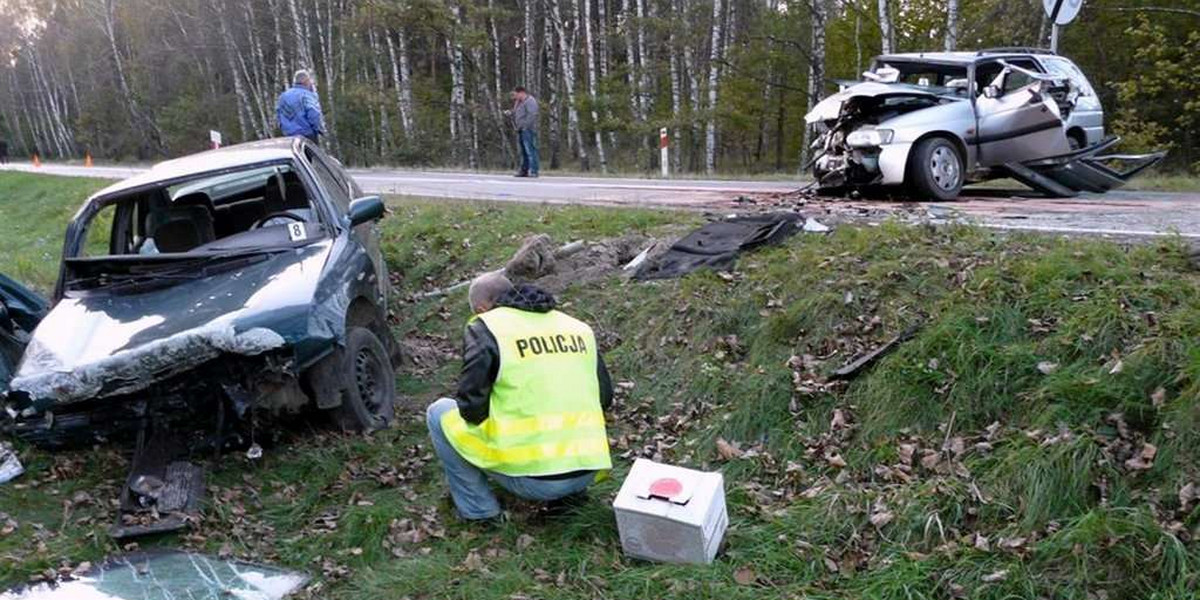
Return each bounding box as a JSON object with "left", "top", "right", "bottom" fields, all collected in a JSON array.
[{"left": 6, "top": 161, "right": 1200, "bottom": 239}]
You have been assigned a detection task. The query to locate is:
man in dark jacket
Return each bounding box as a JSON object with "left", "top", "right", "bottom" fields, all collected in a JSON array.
[
  {"left": 426, "top": 271, "right": 613, "bottom": 521},
  {"left": 504, "top": 86, "right": 540, "bottom": 178},
  {"left": 0, "top": 139, "right": 8, "bottom": 165}
]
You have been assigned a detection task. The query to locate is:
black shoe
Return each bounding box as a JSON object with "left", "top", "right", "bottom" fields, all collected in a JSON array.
[
  {"left": 529, "top": 173, "right": 539, "bottom": 178},
  {"left": 514, "top": 172, "right": 529, "bottom": 178}
]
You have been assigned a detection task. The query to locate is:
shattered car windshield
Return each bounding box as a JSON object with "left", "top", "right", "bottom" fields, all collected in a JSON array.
[
  {"left": 67, "top": 162, "right": 328, "bottom": 292},
  {"left": 0, "top": 551, "right": 307, "bottom": 600},
  {"left": 872, "top": 61, "right": 970, "bottom": 96},
  {"left": 80, "top": 162, "right": 325, "bottom": 259}
]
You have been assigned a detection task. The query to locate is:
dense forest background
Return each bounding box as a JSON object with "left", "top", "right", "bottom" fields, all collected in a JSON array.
[{"left": 0, "top": 0, "right": 1197, "bottom": 174}]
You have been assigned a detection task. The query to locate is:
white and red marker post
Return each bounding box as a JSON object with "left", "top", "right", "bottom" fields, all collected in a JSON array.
[
  {"left": 659, "top": 127, "right": 669, "bottom": 178},
  {"left": 209, "top": 130, "right": 222, "bottom": 150}
]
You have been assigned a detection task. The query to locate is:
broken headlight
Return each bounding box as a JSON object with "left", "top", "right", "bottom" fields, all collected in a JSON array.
[{"left": 846, "top": 128, "right": 894, "bottom": 148}]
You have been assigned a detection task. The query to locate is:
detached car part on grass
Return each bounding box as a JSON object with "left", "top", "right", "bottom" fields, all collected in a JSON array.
[
  {"left": 0, "top": 138, "right": 399, "bottom": 536},
  {"left": 805, "top": 48, "right": 1165, "bottom": 200}
]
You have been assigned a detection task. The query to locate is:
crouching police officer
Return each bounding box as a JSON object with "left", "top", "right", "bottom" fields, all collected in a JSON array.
[{"left": 426, "top": 271, "right": 613, "bottom": 522}]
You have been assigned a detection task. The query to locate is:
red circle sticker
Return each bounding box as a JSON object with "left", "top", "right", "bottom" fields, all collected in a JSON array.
[{"left": 649, "top": 477, "right": 683, "bottom": 498}]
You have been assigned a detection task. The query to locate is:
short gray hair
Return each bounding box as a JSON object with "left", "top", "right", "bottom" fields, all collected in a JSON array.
[
  {"left": 468, "top": 271, "right": 513, "bottom": 313},
  {"left": 293, "top": 69, "right": 312, "bottom": 85}
]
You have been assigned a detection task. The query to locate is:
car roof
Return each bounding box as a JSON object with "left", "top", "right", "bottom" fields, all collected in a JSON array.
[
  {"left": 88, "top": 138, "right": 305, "bottom": 200},
  {"left": 876, "top": 50, "right": 1060, "bottom": 66}
]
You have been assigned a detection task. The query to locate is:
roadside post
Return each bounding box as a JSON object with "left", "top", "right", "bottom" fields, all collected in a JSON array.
[
  {"left": 660, "top": 128, "right": 669, "bottom": 178},
  {"left": 210, "top": 130, "right": 222, "bottom": 150},
  {"left": 1043, "top": 0, "right": 1083, "bottom": 51}
]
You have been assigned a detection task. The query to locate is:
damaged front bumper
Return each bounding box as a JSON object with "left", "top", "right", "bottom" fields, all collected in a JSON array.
[{"left": 813, "top": 140, "right": 912, "bottom": 189}]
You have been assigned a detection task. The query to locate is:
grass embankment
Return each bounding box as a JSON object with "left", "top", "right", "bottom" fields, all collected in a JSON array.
[{"left": 1, "top": 171, "right": 1199, "bottom": 598}]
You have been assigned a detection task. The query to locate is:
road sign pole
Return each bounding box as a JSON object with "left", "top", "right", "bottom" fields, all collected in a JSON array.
[{"left": 659, "top": 128, "right": 669, "bottom": 178}]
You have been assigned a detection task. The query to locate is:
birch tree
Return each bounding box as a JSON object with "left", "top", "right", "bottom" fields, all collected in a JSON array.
[
  {"left": 945, "top": 0, "right": 959, "bottom": 51},
  {"left": 582, "top": 0, "right": 608, "bottom": 172},
  {"left": 801, "top": 0, "right": 827, "bottom": 168},
  {"left": 704, "top": 0, "right": 724, "bottom": 175},
  {"left": 445, "top": 2, "right": 468, "bottom": 165},
  {"left": 549, "top": 0, "right": 590, "bottom": 169},
  {"left": 878, "top": 0, "right": 893, "bottom": 54}
]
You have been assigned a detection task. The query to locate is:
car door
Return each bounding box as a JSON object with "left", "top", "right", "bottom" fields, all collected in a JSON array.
[
  {"left": 304, "top": 148, "right": 389, "bottom": 307},
  {"left": 973, "top": 58, "right": 1071, "bottom": 166}
]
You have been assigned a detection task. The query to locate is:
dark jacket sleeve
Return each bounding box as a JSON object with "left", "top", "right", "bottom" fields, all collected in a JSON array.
[
  {"left": 597, "top": 354, "right": 614, "bottom": 412},
  {"left": 455, "top": 320, "right": 499, "bottom": 424}
]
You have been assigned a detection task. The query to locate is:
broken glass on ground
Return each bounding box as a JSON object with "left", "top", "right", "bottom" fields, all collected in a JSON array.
[{"left": 0, "top": 551, "right": 308, "bottom": 600}]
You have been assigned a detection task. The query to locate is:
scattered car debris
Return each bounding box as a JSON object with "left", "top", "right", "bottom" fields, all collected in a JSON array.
[
  {"left": 828, "top": 324, "right": 921, "bottom": 381},
  {"left": 0, "top": 551, "right": 308, "bottom": 600},
  {"left": 803, "top": 217, "right": 831, "bottom": 233},
  {"left": 633, "top": 213, "right": 804, "bottom": 280},
  {"left": 805, "top": 48, "right": 1164, "bottom": 200},
  {"left": 0, "top": 442, "right": 22, "bottom": 484}
]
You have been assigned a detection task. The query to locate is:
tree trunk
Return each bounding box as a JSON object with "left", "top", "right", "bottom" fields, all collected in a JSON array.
[
  {"left": 801, "top": 0, "right": 827, "bottom": 169},
  {"left": 878, "top": 0, "right": 893, "bottom": 54},
  {"left": 683, "top": 21, "right": 701, "bottom": 172},
  {"left": 551, "top": 0, "right": 590, "bottom": 169},
  {"left": 621, "top": 0, "right": 642, "bottom": 126},
  {"left": 385, "top": 29, "right": 416, "bottom": 138},
  {"left": 668, "top": 0, "right": 684, "bottom": 174},
  {"left": 446, "top": 3, "right": 468, "bottom": 165},
  {"left": 217, "top": 0, "right": 257, "bottom": 141},
  {"left": 542, "top": 4, "right": 562, "bottom": 169},
  {"left": 945, "top": 0, "right": 959, "bottom": 51},
  {"left": 287, "top": 0, "right": 313, "bottom": 68},
  {"left": 704, "top": 0, "right": 724, "bottom": 175},
  {"left": 368, "top": 27, "right": 392, "bottom": 153},
  {"left": 522, "top": 0, "right": 538, "bottom": 94},
  {"left": 582, "top": 0, "right": 608, "bottom": 172},
  {"left": 95, "top": 0, "right": 166, "bottom": 156}
]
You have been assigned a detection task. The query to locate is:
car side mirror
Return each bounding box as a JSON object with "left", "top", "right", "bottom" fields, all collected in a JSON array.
[
  {"left": 983, "top": 85, "right": 1001, "bottom": 99},
  {"left": 347, "top": 196, "right": 385, "bottom": 227}
]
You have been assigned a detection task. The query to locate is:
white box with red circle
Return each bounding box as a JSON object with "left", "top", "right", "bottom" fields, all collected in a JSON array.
[{"left": 612, "top": 458, "right": 728, "bottom": 564}]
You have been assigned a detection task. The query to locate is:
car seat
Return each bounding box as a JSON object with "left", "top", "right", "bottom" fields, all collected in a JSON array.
[{"left": 149, "top": 192, "right": 216, "bottom": 253}]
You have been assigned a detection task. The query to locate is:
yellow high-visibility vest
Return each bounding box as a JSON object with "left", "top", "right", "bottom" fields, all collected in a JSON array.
[{"left": 441, "top": 306, "right": 613, "bottom": 477}]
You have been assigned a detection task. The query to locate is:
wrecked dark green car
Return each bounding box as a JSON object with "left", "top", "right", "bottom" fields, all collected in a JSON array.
[{"left": 2, "top": 138, "right": 399, "bottom": 449}]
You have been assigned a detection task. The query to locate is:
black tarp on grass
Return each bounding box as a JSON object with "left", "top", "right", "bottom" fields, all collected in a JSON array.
[{"left": 633, "top": 212, "right": 805, "bottom": 281}]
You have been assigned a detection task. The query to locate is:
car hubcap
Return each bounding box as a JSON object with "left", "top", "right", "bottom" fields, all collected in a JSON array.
[
  {"left": 354, "top": 348, "right": 385, "bottom": 424},
  {"left": 929, "top": 145, "right": 961, "bottom": 191}
]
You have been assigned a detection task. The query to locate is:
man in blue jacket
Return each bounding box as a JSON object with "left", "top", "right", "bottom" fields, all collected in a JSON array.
[{"left": 277, "top": 69, "right": 325, "bottom": 144}]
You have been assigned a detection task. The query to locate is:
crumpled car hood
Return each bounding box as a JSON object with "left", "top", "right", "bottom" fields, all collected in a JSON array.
[
  {"left": 805, "top": 82, "right": 944, "bottom": 124},
  {"left": 8, "top": 242, "right": 334, "bottom": 409}
]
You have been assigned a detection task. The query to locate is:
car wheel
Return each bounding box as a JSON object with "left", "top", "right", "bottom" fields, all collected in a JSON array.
[
  {"left": 908, "top": 137, "right": 964, "bottom": 201},
  {"left": 328, "top": 326, "right": 396, "bottom": 432}
]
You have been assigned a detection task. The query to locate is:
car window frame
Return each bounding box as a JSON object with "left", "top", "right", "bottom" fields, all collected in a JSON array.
[{"left": 303, "top": 147, "right": 353, "bottom": 216}]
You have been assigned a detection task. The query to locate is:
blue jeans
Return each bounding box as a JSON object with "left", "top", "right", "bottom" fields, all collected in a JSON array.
[
  {"left": 518, "top": 129, "right": 540, "bottom": 175},
  {"left": 425, "top": 398, "right": 593, "bottom": 520}
]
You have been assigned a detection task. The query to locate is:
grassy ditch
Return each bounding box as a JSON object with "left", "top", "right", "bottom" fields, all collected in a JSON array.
[{"left": 0, "top": 172, "right": 1198, "bottom": 598}]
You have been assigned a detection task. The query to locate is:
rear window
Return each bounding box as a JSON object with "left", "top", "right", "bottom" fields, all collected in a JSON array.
[{"left": 1041, "top": 57, "right": 1096, "bottom": 96}]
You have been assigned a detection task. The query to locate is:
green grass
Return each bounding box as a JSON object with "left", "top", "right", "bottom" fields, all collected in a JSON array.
[{"left": 1, "top": 171, "right": 1199, "bottom": 598}]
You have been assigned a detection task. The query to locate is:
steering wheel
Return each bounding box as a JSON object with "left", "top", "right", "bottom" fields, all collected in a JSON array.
[{"left": 253, "top": 211, "right": 304, "bottom": 229}]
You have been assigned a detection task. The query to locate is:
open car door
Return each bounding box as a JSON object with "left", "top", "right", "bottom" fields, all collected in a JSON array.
[{"left": 974, "top": 62, "right": 1071, "bottom": 167}]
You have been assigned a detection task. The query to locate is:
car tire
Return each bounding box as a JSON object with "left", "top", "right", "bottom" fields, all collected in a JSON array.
[
  {"left": 328, "top": 326, "right": 396, "bottom": 432},
  {"left": 908, "top": 136, "right": 964, "bottom": 201}
]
